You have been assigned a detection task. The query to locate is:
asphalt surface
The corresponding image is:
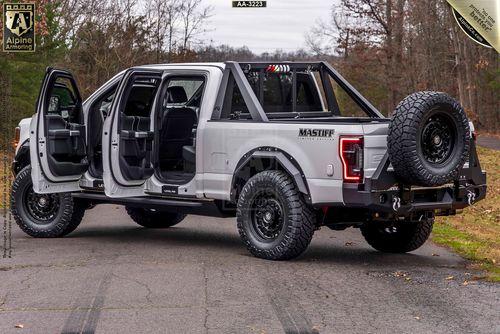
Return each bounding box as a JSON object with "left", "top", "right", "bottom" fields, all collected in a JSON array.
[
  {"left": 1, "top": 205, "right": 499, "bottom": 334},
  {"left": 477, "top": 136, "right": 500, "bottom": 150}
]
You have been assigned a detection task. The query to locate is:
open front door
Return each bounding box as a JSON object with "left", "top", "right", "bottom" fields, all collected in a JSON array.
[
  {"left": 102, "top": 68, "right": 162, "bottom": 197},
  {"left": 30, "top": 68, "right": 88, "bottom": 193}
]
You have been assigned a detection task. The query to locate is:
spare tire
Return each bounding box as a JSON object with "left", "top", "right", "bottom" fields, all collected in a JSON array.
[{"left": 388, "top": 91, "right": 470, "bottom": 187}]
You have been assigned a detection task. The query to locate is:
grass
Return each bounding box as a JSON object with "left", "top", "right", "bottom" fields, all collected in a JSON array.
[{"left": 432, "top": 146, "right": 500, "bottom": 282}]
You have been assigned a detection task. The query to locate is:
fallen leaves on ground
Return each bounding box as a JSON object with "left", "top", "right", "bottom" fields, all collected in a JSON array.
[
  {"left": 462, "top": 280, "right": 477, "bottom": 286},
  {"left": 392, "top": 271, "right": 412, "bottom": 282}
]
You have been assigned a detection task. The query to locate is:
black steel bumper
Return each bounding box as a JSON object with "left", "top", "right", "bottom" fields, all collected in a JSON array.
[{"left": 343, "top": 141, "right": 487, "bottom": 216}]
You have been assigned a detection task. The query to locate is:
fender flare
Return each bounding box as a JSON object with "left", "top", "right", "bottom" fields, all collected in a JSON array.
[
  {"left": 231, "top": 147, "right": 310, "bottom": 202},
  {"left": 12, "top": 139, "right": 30, "bottom": 176}
]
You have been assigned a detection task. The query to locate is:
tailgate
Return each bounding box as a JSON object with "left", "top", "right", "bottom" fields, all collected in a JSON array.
[{"left": 362, "top": 123, "right": 389, "bottom": 179}]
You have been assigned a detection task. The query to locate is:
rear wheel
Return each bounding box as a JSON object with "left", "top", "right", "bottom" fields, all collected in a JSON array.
[
  {"left": 11, "top": 166, "right": 85, "bottom": 237},
  {"left": 361, "top": 218, "right": 434, "bottom": 253},
  {"left": 236, "top": 171, "right": 316, "bottom": 260},
  {"left": 125, "top": 206, "right": 186, "bottom": 228}
]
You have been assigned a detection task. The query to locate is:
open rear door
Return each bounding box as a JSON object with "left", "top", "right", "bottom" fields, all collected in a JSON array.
[
  {"left": 102, "top": 68, "right": 162, "bottom": 197},
  {"left": 30, "top": 68, "right": 89, "bottom": 193}
]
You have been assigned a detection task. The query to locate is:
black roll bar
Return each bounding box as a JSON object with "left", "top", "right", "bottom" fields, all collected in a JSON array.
[{"left": 211, "top": 61, "right": 385, "bottom": 121}]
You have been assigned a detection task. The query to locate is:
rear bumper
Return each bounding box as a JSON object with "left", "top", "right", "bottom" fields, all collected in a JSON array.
[
  {"left": 342, "top": 178, "right": 486, "bottom": 215},
  {"left": 342, "top": 139, "right": 487, "bottom": 216}
]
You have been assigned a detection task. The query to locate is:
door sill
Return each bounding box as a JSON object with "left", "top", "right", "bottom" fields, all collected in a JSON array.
[{"left": 157, "top": 170, "right": 195, "bottom": 185}]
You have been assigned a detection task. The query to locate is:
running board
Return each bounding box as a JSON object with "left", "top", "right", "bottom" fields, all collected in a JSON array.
[{"left": 72, "top": 192, "right": 234, "bottom": 217}]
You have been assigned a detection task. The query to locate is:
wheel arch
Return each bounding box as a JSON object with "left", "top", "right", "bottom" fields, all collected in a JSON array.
[{"left": 230, "top": 147, "right": 310, "bottom": 203}]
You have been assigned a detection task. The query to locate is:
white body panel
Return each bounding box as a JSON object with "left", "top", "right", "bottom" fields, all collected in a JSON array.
[
  {"left": 18, "top": 62, "right": 396, "bottom": 205},
  {"left": 201, "top": 121, "right": 369, "bottom": 204}
]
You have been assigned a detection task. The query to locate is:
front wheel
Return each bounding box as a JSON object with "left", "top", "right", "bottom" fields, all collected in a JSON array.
[
  {"left": 11, "top": 166, "right": 86, "bottom": 238},
  {"left": 125, "top": 206, "right": 186, "bottom": 228},
  {"left": 236, "top": 171, "right": 316, "bottom": 260},
  {"left": 361, "top": 218, "right": 434, "bottom": 253}
]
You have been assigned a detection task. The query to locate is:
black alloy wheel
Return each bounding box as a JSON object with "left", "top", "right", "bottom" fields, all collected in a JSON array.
[
  {"left": 251, "top": 191, "right": 285, "bottom": 241},
  {"left": 24, "top": 187, "right": 60, "bottom": 223},
  {"left": 421, "top": 112, "right": 455, "bottom": 165}
]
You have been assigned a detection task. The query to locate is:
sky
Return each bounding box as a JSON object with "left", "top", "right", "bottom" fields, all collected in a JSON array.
[{"left": 201, "top": 0, "right": 335, "bottom": 54}]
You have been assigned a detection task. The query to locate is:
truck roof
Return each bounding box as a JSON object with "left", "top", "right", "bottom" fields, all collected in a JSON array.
[{"left": 138, "top": 63, "right": 226, "bottom": 70}]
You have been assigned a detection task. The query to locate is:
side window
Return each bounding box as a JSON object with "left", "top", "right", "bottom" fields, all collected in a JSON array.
[
  {"left": 163, "top": 77, "right": 205, "bottom": 108},
  {"left": 47, "top": 77, "right": 79, "bottom": 122}
]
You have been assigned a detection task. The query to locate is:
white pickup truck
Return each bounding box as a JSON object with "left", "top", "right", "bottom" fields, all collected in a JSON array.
[{"left": 11, "top": 61, "right": 486, "bottom": 260}]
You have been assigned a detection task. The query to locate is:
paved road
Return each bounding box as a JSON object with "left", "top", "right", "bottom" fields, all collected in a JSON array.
[
  {"left": 477, "top": 136, "right": 500, "bottom": 150},
  {"left": 1, "top": 205, "right": 499, "bottom": 334}
]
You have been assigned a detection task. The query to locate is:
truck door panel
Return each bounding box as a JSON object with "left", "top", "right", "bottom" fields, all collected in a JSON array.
[
  {"left": 102, "top": 69, "right": 162, "bottom": 197},
  {"left": 30, "top": 68, "right": 89, "bottom": 193}
]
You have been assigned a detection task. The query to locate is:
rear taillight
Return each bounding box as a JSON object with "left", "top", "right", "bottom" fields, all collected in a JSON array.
[{"left": 339, "top": 136, "right": 364, "bottom": 183}]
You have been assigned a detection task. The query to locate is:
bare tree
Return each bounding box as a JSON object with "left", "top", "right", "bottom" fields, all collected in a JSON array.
[
  {"left": 146, "top": 0, "right": 182, "bottom": 62},
  {"left": 307, "top": 0, "right": 499, "bottom": 132},
  {"left": 179, "top": 0, "right": 213, "bottom": 57}
]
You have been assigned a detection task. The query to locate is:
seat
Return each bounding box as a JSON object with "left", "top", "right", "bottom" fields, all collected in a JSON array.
[
  {"left": 167, "top": 86, "right": 188, "bottom": 104},
  {"left": 159, "top": 107, "right": 197, "bottom": 168},
  {"left": 182, "top": 145, "right": 196, "bottom": 173}
]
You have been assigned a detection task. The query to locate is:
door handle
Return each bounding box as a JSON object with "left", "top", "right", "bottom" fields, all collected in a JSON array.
[
  {"left": 134, "top": 131, "right": 154, "bottom": 139},
  {"left": 48, "top": 129, "right": 70, "bottom": 138}
]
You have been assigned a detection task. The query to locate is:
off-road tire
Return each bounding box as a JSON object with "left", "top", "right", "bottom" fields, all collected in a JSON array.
[
  {"left": 388, "top": 91, "right": 470, "bottom": 187},
  {"left": 361, "top": 218, "right": 434, "bottom": 253},
  {"left": 11, "top": 166, "right": 86, "bottom": 238},
  {"left": 125, "top": 206, "right": 186, "bottom": 228},
  {"left": 236, "top": 170, "right": 316, "bottom": 260}
]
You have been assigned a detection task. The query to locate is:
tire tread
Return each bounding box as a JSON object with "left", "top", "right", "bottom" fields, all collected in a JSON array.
[{"left": 236, "top": 170, "right": 315, "bottom": 260}]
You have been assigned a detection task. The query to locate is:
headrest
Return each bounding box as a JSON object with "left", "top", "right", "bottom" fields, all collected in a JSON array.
[{"left": 167, "top": 86, "right": 188, "bottom": 104}]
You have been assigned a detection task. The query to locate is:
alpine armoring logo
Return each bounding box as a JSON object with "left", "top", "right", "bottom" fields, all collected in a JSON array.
[
  {"left": 298, "top": 128, "right": 335, "bottom": 138},
  {"left": 3, "top": 3, "right": 35, "bottom": 52}
]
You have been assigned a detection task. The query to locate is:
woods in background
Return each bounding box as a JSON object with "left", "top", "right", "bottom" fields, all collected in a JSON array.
[
  {"left": 307, "top": 0, "right": 499, "bottom": 132},
  {"left": 0, "top": 0, "right": 498, "bottom": 137},
  {"left": 0, "top": 0, "right": 212, "bottom": 136}
]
